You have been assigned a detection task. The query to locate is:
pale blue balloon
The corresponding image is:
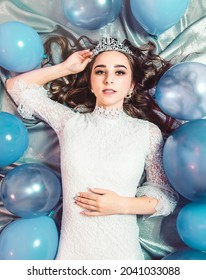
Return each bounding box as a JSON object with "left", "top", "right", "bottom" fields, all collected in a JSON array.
[
  {"left": 155, "top": 62, "right": 206, "bottom": 120},
  {"left": 163, "top": 119, "right": 206, "bottom": 202},
  {"left": 1, "top": 163, "right": 62, "bottom": 218},
  {"left": 0, "top": 216, "right": 58, "bottom": 260},
  {"left": 130, "top": 0, "right": 190, "bottom": 36},
  {"left": 62, "top": 0, "right": 122, "bottom": 30},
  {"left": 176, "top": 202, "right": 206, "bottom": 251},
  {"left": 0, "top": 21, "right": 44, "bottom": 72},
  {"left": 0, "top": 112, "right": 29, "bottom": 167}
]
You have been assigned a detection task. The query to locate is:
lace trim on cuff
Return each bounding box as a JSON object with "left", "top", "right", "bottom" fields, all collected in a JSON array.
[
  {"left": 136, "top": 182, "right": 178, "bottom": 217},
  {"left": 17, "top": 104, "right": 36, "bottom": 119},
  {"left": 13, "top": 80, "right": 48, "bottom": 119}
]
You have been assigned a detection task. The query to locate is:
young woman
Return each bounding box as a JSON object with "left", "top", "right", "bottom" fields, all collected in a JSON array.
[{"left": 6, "top": 36, "right": 178, "bottom": 260}]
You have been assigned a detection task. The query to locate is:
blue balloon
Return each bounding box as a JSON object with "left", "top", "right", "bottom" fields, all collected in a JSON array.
[
  {"left": 0, "top": 216, "right": 58, "bottom": 260},
  {"left": 0, "top": 112, "right": 29, "bottom": 167},
  {"left": 62, "top": 0, "right": 122, "bottom": 30},
  {"left": 163, "top": 119, "right": 206, "bottom": 202},
  {"left": 155, "top": 62, "right": 206, "bottom": 120},
  {"left": 130, "top": 0, "right": 190, "bottom": 36},
  {"left": 1, "top": 163, "right": 62, "bottom": 218},
  {"left": 0, "top": 21, "right": 44, "bottom": 72},
  {"left": 176, "top": 202, "right": 206, "bottom": 251},
  {"left": 163, "top": 249, "right": 206, "bottom": 260}
]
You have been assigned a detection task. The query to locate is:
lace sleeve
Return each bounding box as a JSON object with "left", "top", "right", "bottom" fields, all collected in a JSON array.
[
  {"left": 7, "top": 79, "right": 76, "bottom": 135},
  {"left": 136, "top": 122, "right": 178, "bottom": 217}
]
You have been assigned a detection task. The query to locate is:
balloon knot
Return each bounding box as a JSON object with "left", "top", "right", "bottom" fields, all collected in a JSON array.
[{"left": 48, "top": 210, "right": 55, "bottom": 217}]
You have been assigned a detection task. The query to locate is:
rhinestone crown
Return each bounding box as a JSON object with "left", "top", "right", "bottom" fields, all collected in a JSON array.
[{"left": 92, "top": 36, "right": 133, "bottom": 56}]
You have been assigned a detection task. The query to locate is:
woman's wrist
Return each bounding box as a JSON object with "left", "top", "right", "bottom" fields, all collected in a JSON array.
[
  {"left": 120, "top": 196, "right": 158, "bottom": 215},
  {"left": 59, "top": 61, "right": 72, "bottom": 77},
  {"left": 48, "top": 62, "right": 71, "bottom": 79}
]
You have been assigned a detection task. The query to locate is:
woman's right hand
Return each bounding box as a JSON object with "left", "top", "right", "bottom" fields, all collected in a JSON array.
[{"left": 63, "top": 49, "right": 93, "bottom": 75}]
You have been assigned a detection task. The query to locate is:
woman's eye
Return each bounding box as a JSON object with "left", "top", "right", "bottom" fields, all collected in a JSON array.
[
  {"left": 95, "top": 70, "right": 105, "bottom": 75},
  {"left": 116, "top": 71, "right": 125, "bottom": 75}
]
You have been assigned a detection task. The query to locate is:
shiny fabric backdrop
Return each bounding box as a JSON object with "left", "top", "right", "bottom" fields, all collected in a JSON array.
[{"left": 0, "top": 0, "right": 206, "bottom": 259}]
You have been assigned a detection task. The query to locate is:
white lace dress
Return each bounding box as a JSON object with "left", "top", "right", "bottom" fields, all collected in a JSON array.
[{"left": 8, "top": 80, "right": 178, "bottom": 260}]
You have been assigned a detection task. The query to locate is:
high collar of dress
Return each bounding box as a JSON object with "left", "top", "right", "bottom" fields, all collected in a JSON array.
[{"left": 92, "top": 106, "right": 124, "bottom": 119}]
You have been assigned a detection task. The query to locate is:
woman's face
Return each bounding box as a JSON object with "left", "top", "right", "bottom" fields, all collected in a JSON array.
[{"left": 90, "top": 51, "right": 134, "bottom": 109}]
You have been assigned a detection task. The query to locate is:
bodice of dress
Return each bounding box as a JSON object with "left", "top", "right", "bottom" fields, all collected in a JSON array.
[{"left": 7, "top": 80, "right": 178, "bottom": 260}]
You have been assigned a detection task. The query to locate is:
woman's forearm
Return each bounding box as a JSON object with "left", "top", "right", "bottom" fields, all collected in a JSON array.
[
  {"left": 6, "top": 49, "right": 92, "bottom": 90},
  {"left": 120, "top": 196, "right": 158, "bottom": 215},
  {"left": 75, "top": 189, "right": 159, "bottom": 216},
  {"left": 6, "top": 62, "right": 70, "bottom": 90}
]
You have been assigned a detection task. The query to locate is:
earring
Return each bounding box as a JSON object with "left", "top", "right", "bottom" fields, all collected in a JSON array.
[{"left": 125, "top": 89, "right": 133, "bottom": 99}]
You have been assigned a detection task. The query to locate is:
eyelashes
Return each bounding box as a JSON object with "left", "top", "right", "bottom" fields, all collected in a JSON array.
[
  {"left": 116, "top": 70, "right": 126, "bottom": 75},
  {"left": 94, "top": 70, "right": 104, "bottom": 75},
  {"left": 94, "top": 70, "right": 126, "bottom": 75}
]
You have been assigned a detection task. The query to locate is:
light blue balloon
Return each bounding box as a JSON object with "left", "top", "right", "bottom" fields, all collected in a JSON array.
[
  {"left": 163, "top": 249, "right": 206, "bottom": 260},
  {"left": 1, "top": 163, "right": 62, "bottom": 218},
  {"left": 176, "top": 202, "right": 206, "bottom": 251},
  {"left": 155, "top": 62, "right": 206, "bottom": 120},
  {"left": 163, "top": 119, "right": 206, "bottom": 202},
  {"left": 0, "top": 112, "right": 29, "bottom": 167},
  {"left": 0, "top": 21, "right": 44, "bottom": 72},
  {"left": 62, "top": 0, "right": 122, "bottom": 30},
  {"left": 0, "top": 216, "right": 58, "bottom": 260},
  {"left": 130, "top": 0, "right": 190, "bottom": 36}
]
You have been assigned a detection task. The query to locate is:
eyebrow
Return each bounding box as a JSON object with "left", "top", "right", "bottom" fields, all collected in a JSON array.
[{"left": 94, "top": 64, "right": 128, "bottom": 69}]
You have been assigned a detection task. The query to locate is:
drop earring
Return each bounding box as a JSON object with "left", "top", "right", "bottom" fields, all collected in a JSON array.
[{"left": 125, "top": 89, "right": 133, "bottom": 99}]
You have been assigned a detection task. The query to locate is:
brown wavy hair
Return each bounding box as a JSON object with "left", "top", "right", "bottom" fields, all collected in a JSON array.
[{"left": 43, "top": 35, "right": 177, "bottom": 138}]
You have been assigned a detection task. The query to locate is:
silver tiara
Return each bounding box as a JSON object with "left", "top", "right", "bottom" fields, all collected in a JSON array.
[{"left": 92, "top": 36, "right": 133, "bottom": 56}]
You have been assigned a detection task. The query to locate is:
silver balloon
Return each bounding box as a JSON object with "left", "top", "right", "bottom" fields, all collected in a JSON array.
[
  {"left": 155, "top": 62, "right": 206, "bottom": 120},
  {"left": 62, "top": 0, "right": 122, "bottom": 30}
]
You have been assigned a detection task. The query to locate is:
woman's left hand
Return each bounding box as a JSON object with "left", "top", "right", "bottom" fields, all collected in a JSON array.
[{"left": 74, "top": 188, "right": 124, "bottom": 216}]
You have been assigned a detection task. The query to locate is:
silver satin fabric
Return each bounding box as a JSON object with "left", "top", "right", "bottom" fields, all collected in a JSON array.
[{"left": 0, "top": 0, "right": 205, "bottom": 259}]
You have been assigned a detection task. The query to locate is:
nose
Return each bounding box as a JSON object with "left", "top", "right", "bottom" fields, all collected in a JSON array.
[
  {"left": 104, "top": 74, "right": 113, "bottom": 85},
  {"left": 105, "top": 80, "right": 113, "bottom": 84}
]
